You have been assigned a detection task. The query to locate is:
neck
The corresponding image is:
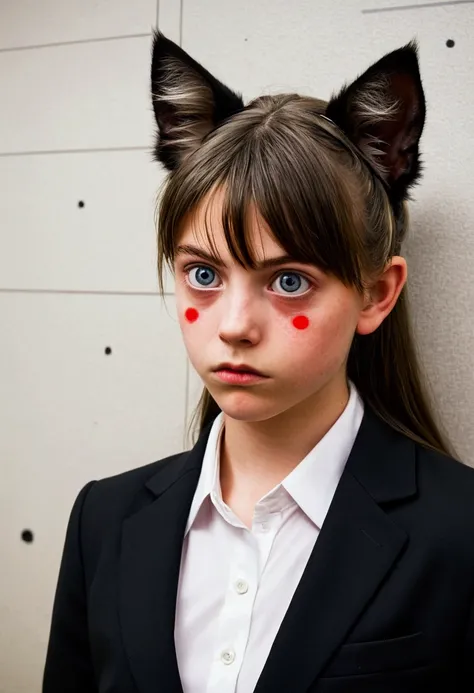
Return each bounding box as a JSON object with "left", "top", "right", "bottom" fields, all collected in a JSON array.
[{"left": 219, "top": 377, "right": 351, "bottom": 522}]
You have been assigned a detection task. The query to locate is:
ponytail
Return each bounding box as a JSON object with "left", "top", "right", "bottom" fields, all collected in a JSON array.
[{"left": 348, "top": 286, "right": 456, "bottom": 458}]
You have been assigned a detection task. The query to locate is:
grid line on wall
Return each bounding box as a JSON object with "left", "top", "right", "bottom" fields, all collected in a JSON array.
[
  {"left": 0, "top": 146, "right": 150, "bottom": 158},
  {"left": 0, "top": 288, "right": 173, "bottom": 297},
  {"left": 0, "top": 32, "right": 151, "bottom": 53},
  {"left": 362, "top": 0, "right": 474, "bottom": 13}
]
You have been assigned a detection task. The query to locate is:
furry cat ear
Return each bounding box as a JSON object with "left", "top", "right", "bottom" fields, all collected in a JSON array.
[
  {"left": 150, "top": 31, "right": 245, "bottom": 171},
  {"left": 326, "top": 41, "right": 426, "bottom": 204}
]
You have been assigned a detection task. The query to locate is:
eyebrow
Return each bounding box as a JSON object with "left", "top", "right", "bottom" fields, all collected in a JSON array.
[{"left": 175, "top": 244, "right": 299, "bottom": 270}]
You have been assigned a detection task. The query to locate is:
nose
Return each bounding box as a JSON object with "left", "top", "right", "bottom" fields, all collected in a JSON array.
[{"left": 218, "top": 286, "right": 263, "bottom": 346}]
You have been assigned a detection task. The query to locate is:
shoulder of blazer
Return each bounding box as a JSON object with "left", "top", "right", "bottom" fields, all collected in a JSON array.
[
  {"left": 78, "top": 421, "right": 215, "bottom": 571},
  {"left": 78, "top": 448, "right": 192, "bottom": 575},
  {"left": 414, "top": 442, "right": 474, "bottom": 526},
  {"left": 401, "top": 443, "right": 474, "bottom": 585},
  {"left": 82, "top": 449, "right": 188, "bottom": 517},
  {"left": 345, "top": 405, "right": 474, "bottom": 542}
]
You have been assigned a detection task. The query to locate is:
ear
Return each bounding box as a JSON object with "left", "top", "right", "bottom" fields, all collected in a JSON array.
[
  {"left": 356, "top": 257, "right": 407, "bottom": 336},
  {"left": 150, "top": 31, "right": 245, "bottom": 171},
  {"left": 326, "top": 41, "right": 426, "bottom": 206}
]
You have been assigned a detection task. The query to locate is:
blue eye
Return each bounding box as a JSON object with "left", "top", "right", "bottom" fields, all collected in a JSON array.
[
  {"left": 188, "top": 266, "right": 219, "bottom": 288},
  {"left": 185, "top": 265, "right": 311, "bottom": 295},
  {"left": 272, "top": 272, "right": 310, "bottom": 295}
]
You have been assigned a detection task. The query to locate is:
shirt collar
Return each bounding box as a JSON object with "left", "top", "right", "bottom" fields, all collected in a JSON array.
[
  {"left": 184, "top": 381, "right": 364, "bottom": 535},
  {"left": 282, "top": 382, "right": 364, "bottom": 528},
  {"left": 184, "top": 411, "right": 225, "bottom": 535}
]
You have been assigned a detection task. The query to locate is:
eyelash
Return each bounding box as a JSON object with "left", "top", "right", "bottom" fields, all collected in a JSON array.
[{"left": 181, "top": 263, "right": 316, "bottom": 299}]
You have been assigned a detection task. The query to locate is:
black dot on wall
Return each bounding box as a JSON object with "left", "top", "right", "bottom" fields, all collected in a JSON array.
[
  {"left": 22, "top": 530, "right": 34, "bottom": 543},
  {"left": 105, "top": 347, "right": 112, "bottom": 355},
  {"left": 446, "top": 39, "right": 455, "bottom": 48},
  {"left": 78, "top": 200, "right": 85, "bottom": 208}
]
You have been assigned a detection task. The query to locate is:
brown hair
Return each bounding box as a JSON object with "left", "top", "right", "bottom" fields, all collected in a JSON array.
[{"left": 155, "top": 94, "right": 453, "bottom": 456}]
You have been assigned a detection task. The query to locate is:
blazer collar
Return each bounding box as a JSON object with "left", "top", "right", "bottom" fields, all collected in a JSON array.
[{"left": 345, "top": 405, "right": 417, "bottom": 503}]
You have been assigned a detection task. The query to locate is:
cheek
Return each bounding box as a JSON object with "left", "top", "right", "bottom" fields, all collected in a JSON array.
[
  {"left": 184, "top": 307, "right": 199, "bottom": 323},
  {"left": 282, "top": 303, "right": 356, "bottom": 366},
  {"left": 292, "top": 315, "right": 309, "bottom": 330}
]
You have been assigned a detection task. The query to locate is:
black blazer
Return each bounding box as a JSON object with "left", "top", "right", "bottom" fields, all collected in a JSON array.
[{"left": 43, "top": 406, "right": 474, "bottom": 693}]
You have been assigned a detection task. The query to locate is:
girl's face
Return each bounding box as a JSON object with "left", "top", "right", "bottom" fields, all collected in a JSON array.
[{"left": 173, "top": 189, "right": 366, "bottom": 423}]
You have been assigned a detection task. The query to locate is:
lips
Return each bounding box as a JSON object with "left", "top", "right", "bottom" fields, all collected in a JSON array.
[{"left": 214, "top": 362, "right": 266, "bottom": 376}]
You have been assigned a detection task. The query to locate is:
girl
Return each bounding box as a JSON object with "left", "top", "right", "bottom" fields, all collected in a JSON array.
[{"left": 43, "top": 31, "right": 474, "bottom": 693}]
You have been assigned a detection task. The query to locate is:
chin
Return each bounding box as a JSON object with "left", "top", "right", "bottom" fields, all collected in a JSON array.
[{"left": 212, "top": 390, "right": 285, "bottom": 423}]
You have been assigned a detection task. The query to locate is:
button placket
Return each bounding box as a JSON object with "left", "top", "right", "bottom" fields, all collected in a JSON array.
[{"left": 206, "top": 532, "right": 258, "bottom": 692}]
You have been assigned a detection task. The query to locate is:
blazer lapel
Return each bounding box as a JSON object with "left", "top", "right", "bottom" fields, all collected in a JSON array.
[
  {"left": 119, "top": 423, "right": 213, "bottom": 693},
  {"left": 254, "top": 407, "right": 417, "bottom": 693}
]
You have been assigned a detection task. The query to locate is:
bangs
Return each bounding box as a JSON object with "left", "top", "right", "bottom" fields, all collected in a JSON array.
[{"left": 158, "top": 100, "right": 375, "bottom": 294}]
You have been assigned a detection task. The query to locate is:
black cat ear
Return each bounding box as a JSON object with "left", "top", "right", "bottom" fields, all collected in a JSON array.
[
  {"left": 150, "top": 31, "right": 245, "bottom": 171},
  {"left": 326, "top": 41, "right": 426, "bottom": 204}
]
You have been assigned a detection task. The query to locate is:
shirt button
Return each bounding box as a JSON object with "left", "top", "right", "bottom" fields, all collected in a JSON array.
[
  {"left": 221, "top": 649, "right": 235, "bottom": 665},
  {"left": 235, "top": 579, "right": 249, "bottom": 595}
]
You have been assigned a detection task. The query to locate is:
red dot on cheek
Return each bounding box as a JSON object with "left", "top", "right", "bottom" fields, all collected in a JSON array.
[
  {"left": 292, "top": 315, "right": 309, "bottom": 330},
  {"left": 185, "top": 307, "right": 199, "bottom": 323}
]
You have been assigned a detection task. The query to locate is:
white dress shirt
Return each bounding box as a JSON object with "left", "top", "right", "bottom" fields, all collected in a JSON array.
[{"left": 174, "top": 382, "right": 364, "bottom": 693}]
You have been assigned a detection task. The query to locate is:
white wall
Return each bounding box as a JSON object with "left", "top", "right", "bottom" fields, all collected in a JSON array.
[{"left": 1, "top": 1, "right": 473, "bottom": 690}]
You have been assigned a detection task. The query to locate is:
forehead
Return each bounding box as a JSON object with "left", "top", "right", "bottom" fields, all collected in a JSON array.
[{"left": 176, "top": 186, "right": 285, "bottom": 263}]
